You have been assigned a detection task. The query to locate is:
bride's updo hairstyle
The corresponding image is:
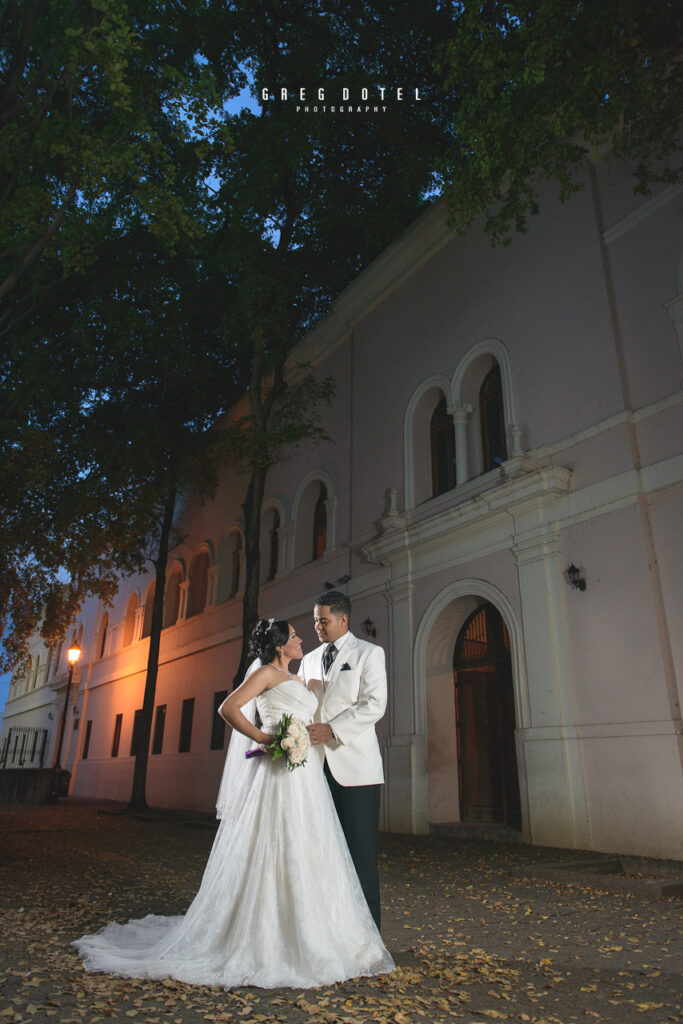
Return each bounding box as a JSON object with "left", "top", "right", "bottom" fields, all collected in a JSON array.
[{"left": 248, "top": 618, "right": 290, "bottom": 664}]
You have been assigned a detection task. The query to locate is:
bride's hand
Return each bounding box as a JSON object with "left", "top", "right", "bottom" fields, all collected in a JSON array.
[{"left": 258, "top": 731, "right": 275, "bottom": 746}]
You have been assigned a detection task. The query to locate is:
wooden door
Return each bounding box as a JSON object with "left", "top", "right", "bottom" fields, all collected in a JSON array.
[{"left": 454, "top": 603, "right": 521, "bottom": 827}]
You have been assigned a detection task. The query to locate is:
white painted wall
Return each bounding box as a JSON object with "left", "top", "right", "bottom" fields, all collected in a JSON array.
[{"left": 3, "top": 159, "right": 681, "bottom": 859}]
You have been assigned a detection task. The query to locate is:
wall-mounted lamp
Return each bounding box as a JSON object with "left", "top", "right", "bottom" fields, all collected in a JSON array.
[
  {"left": 565, "top": 563, "right": 587, "bottom": 591},
  {"left": 361, "top": 617, "right": 377, "bottom": 639},
  {"left": 323, "top": 574, "right": 352, "bottom": 590}
]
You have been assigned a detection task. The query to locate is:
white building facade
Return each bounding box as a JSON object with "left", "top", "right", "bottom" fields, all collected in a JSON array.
[{"left": 2, "top": 157, "right": 682, "bottom": 859}]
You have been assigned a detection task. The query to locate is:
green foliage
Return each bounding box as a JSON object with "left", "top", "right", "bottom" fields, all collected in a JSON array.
[
  {"left": 4, "top": 0, "right": 680, "bottom": 673},
  {"left": 436, "top": 0, "right": 683, "bottom": 243},
  {"left": 0, "top": 0, "right": 227, "bottom": 667},
  {"left": 1, "top": 2, "right": 455, "bottom": 671},
  {"left": 0, "top": 0, "right": 221, "bottom": 314}
]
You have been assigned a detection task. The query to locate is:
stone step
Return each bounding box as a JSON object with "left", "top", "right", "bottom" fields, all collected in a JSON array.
[{"left": 430, "top": 821, "right": 523, "bottom": 843}]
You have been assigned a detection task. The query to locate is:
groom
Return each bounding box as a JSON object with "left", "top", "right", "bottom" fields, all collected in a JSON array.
[{"left": 302, "top": 590, "right": 387, "bottom": 930}]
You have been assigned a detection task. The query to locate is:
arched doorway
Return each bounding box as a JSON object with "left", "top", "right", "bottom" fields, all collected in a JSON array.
[{"left": 454, "top": 603, "right": 521, "bottom": 827}]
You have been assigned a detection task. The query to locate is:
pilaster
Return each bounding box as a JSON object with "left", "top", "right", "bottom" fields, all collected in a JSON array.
[
  {"left": 133, "top": 606, "right": 145, "bottom": 644},
  {"left": 279, "top": 522, "right": 296, "bottom": 573},
  {"left": 206, "top": 564, "right": 218, "bottom": 608},
  {"left": 178, "top": 580, "right": 190, "bottom": 621},
  {"left": 382, "top": 580, "right": 430, "bottom": 834},
  {"left": 512, "top": 527, "right": 590, "bottom": 848},
  {"left": 453, "top": 401, "right": 473, "bottom": 486}
]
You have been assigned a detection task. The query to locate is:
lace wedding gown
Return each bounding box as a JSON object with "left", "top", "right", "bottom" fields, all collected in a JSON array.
[{"left": 73, "top": 678, "right": 394, "bottom": 989}]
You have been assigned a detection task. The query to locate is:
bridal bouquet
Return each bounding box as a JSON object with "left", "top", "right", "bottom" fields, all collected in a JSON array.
[{"left": 245, "top": 712, "right": 309, "bottom": 771}]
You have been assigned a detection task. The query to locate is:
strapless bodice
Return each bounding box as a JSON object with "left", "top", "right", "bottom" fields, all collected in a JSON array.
[{"left": 256, "top": 678, "right": 317, "bottom": 731}]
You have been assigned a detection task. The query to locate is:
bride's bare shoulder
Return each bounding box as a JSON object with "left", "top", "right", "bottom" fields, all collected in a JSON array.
[{"left": 248, "top": 664, "right": 281, "bottom": 690}]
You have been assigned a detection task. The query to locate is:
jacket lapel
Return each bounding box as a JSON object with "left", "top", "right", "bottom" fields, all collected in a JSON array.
[{"left": 321, "top": 633, "right": 358, "bottom": 709}]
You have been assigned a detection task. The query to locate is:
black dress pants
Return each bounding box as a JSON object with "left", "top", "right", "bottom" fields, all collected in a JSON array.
[{"left": 324, "top": 759, "right": 382, "bottom": 930}]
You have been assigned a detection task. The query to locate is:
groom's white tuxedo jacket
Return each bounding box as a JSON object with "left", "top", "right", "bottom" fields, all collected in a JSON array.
[{"left": 300, "top": 632, "right": 387, "bottom": 787}]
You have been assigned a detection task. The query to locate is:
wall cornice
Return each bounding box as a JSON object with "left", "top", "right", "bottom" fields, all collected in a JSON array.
[
  {"left": 363, "top": 465, "right": 572, "bottom": 567},
  {"left": 289, "top": 200, "right": 454, "bottom": 373}
]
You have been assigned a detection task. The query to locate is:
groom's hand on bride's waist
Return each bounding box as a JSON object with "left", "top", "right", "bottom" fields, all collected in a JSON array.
[{"left": 307, "top": 723, "right": 334, "bottom": 745}]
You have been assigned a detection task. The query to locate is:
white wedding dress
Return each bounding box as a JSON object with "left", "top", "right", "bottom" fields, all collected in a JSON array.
[{"left": 73, "top": 677, "right": 394, "bottom": 989}]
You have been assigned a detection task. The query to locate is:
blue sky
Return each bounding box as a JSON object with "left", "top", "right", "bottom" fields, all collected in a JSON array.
[{"left": 0, "top": 673, "right": 9, "bottom": 719}]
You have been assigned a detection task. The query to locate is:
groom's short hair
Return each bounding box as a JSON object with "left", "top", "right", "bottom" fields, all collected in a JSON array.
[{"left": 317, "top": 590, "right": 351, "bottom": 618}]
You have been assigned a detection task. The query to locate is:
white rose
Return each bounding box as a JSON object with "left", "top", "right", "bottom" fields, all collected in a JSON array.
[{"left": 281, "top": 736, "right": 294, "bottom": 751}]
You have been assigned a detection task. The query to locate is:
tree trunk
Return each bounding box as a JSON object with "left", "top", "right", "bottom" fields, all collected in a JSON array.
[
  {"left": 126, "top": 488, "right": 176, "bottom": 812},
  {"left": 233, "top": 466, "right": 268, "bottom": 689}
]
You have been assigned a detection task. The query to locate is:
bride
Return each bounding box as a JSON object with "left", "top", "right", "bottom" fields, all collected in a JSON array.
[{"left": 73, "top": 619, "right": 394, "bottom": 989}]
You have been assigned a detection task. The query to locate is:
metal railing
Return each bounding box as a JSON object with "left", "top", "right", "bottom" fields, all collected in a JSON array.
[{"left": 0, "top": 726, "right": 50, "bottom": 768}]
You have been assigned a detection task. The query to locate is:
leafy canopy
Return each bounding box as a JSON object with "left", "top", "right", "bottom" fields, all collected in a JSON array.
[{"left": 436, "top": 0, "right": 683, "bottom": 242}]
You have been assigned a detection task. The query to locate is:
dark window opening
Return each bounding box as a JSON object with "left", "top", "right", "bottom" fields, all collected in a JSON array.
[
  {"left": 152, "top": 705, "right": 166, "bottom": 755},
  {"left": 82, "top": 720, "right": 92, "bottom": 759},
  {"left": 211, "top": 691, "right": 228, "bottom": 750},
  {"left": 111, "top": 714, "right": 123, "bottom": 758},
  {"left": 179, "top": 698, "right": 195, "bottom": 753},
  {"left": 430, "top": 398, "right": 456, "bottom": 497},
  {"left": 480, "top": 365, "right": 507, "bottom": 471},
  {"left": 130, "top": 709, "right": 144, "bottom": 757},
  {"left": 312, "top": 486, "right": 327, "bottom": 560}
]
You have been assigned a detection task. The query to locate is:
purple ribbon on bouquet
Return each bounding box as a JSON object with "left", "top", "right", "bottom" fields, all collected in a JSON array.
[{"left": 245, "top": 747, "right": 267, "bottom": 759}]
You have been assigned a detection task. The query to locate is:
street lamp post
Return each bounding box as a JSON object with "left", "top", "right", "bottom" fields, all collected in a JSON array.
[{"left": 53, "top": 642, "right": 82, "bottom": 772}]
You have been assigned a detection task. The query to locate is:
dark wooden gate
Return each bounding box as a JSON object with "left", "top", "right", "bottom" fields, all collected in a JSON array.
[{"left": 454, "top": 603, "right": 521, "bottom": 826}]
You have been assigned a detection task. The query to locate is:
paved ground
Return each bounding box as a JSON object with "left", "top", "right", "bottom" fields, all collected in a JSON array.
[{"left": 0, "top": 801, "right": 680, "bottom": 1024}]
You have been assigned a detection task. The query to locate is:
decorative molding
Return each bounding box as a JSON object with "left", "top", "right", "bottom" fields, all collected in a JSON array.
[
  {"left": 178, "top": 580, "right": 190, "bottom": 621},
  {"left": 403, "top": 374, "right": 454, "bottom": 510},
  {"left": 453, "top": 401, "right": 473, "bottom": 485},
  {"left": 602, "top": 185, "right": 682, "bottom": 245},
  {"left": 291, "top": 468, "right": 336, "bottom": 519},
  {"left": 529, "top": 388, "right": 683, "bottom": 461},
  {"left": 452, "top": 338, "right": 517, "bottom": 427},
  {"left": 133, "top": 605, "right": 145, "bottom": 644},
  {"left": 364, "top": 466, "right": 572, "bottom": 568},
  {"left": 206, "top": 564, "right": 219, "bottom": 608},
  {"left": 333, "top": 200, "right": 453, "bottom": 326},
  {"left": 291, "top": 200, "right": 454, "bottom": 372},
  {"left": 665, "top": 293, "right": 683, "bottom": 362},
  {"left": 413, "top": 578, "right": 530, "bottom": 734},
  {"left": 517, "top": 720, "right": 682, "bottom": 741}
]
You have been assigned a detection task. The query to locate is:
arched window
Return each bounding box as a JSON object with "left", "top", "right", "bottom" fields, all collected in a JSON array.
[
  {"left": 294, "top": 478, "right": 331, "bottom": 567},
  {"left": 123, "top": 594, "right": 138, "bottom": 646},
  {"left": 98, "top": 614, "right": 109, "bottom": 659},
  {"left": 186, "top": 551, "right": 209, "bottom": 618},
  {"left": 452, "top": 343, "right": 514, "bottom": 482},
  {"left": 430, "top": 398, "right": 456, "bottom": 497},
  {"left": 262, "top": 508, "right": 280, "bottom": 582},
  {"left": 141, "top": 582, "right": 155, "bottom": 639},
  {"left": 480, "top": 365, "right": 507, "bottom": 472},
  {"left": 312, "top": 485, "right": 328, "bottom": 561},
  {"left": 163, "top": 570, "right": 182, "bottom": 628},
  {"left": 404, "top": 379, "right": 454, "bottom": 508},
  {"left": 217, "top": 532, "right": 242, "bottom": 603}
]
